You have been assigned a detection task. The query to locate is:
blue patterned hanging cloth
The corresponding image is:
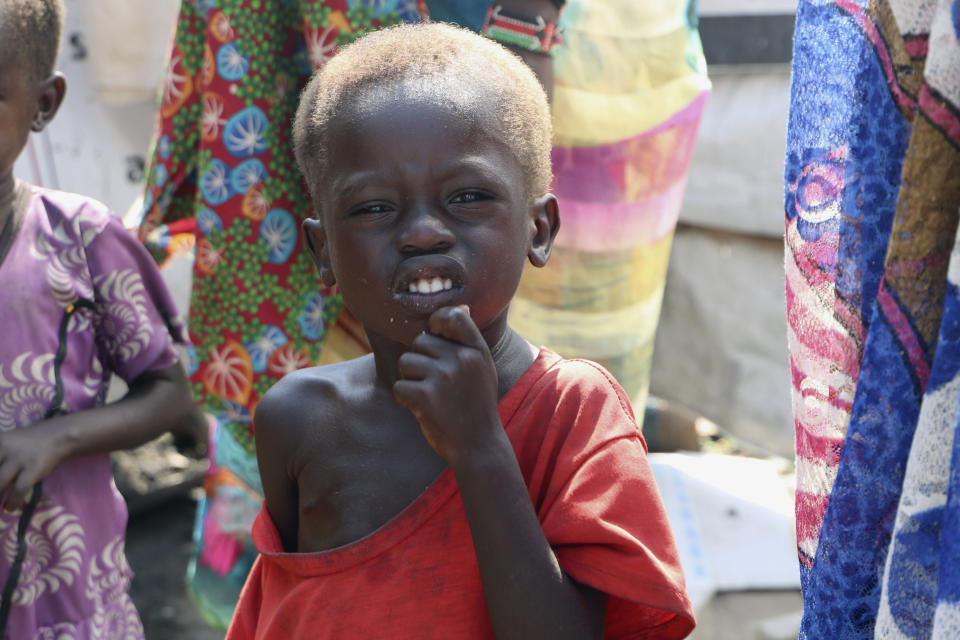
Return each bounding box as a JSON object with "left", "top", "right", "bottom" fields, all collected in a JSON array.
[{"left": 784, "top": 0, "right": 960, "bottom": 637}]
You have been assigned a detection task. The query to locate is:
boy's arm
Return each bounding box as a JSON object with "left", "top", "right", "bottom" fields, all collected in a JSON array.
[
  {"left": 394, "top": 307, "right": 606, "bottom": 640},
  {"left": 254, "top": 384, "right": 301, "bottom": 553},
  {"left": 453, "top": 427, "right": 608, "bottom": 639},
  {"left": 0, "top": 363, "right": 191, "bottom": 511}
]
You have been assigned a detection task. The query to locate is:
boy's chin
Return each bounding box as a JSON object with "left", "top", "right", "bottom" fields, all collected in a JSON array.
[{"left": 365, "top": 318, "right": 429, "bottom": 348}]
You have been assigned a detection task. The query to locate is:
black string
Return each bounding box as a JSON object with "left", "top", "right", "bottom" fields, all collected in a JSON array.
[
  {"left": 0, "top": 483, "right": 41, "bottom": 636},
  {"left": 43, "top": 299, "right": 95, "bottom": 423},
  {"left": 0, "top": 298, "right": 95, "bottom": 637}
]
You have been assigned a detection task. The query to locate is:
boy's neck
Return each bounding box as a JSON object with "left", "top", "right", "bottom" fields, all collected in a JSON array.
[{"left": 488, "top": 328, "right": 541, "bottom": 399}]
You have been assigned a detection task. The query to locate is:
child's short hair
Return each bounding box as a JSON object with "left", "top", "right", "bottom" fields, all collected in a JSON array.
[
  {"left": 293, "top": 22, "right": 553, "bottom": 206},
  {"left": 0, "top": 0, "right": 64, "bottom": 80}
]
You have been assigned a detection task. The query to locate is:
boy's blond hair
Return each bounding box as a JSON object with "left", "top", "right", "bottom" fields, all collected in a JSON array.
[
  {"left": 293, "top": 22, "right": 553, "bottom": 206},
  {"left": 0, "top": 0, "right": 64, "bottom": 79}
]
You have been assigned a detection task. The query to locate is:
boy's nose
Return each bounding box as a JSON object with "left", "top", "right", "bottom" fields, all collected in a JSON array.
[{"left": 397, "top": 206, "right": 455, "bottom": 254}]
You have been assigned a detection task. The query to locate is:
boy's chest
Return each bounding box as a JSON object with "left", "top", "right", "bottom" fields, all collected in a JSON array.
[{"left": 295, "top": 407, "right": 449, "bottom": 553}]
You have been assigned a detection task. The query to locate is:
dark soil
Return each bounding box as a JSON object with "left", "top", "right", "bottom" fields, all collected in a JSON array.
[
  {"left": 118, "top": 433, "right": 223, "bottom": 639},
  {"left": 126, "top": 493, "right": 224, "bottom": 640}
]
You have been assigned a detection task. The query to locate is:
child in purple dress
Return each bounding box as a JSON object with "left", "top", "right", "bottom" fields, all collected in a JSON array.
[{"left": 0, "top": 1, "right": 193, "bottom": 636}]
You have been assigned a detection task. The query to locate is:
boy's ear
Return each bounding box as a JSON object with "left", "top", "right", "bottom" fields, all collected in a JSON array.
[
  {"left": 527, "top": 194, "right": 560, "bottom": 268},
  {"left": 302, "top": 217, "right": 336, "bottom": 286},
  {"left": 31, "top": 72, "right": 66, "bottom": 132}
]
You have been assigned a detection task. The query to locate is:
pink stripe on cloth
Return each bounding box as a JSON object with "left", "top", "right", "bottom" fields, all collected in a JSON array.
[
  {"left": 795, "top": 417, "right": 845, "bottom": 468},
  {"left": 785, "top": 223, "right": 865, "bottom": 374},
  {"left": 920, "top": 83, "right": 960, "bottom": 147},
  {"left": 795, "top": 490, "right": 831, "bottom": 565},
  {"left": 903, "top": 34, "right": 929, "bottom": 59},
  {"left": 554, "top": 179, "right": 687, "bottom": 252},
  {"left": 790, "top": 360, "right": 854, "bottom": 415},
  {"left": 551, "top": 91, "right": 709, "bottom": 206},
  {"left": 833, "top": 0, "right": 917, "bottom": 112},
  {"left": 877, "top": 280, "right": 931, "bottom": 388},
  {"left": 786, "top": 306, "right": 861, "bottom": 391}
]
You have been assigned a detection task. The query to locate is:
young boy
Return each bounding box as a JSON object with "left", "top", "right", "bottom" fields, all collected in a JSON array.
[{"left": 227, "top": 22, "right": 695, "bottom": 639}]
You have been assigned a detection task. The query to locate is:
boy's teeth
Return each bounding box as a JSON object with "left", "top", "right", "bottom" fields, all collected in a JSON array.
[{"left": 408, "top": 278, "right": 454, "bottom": 294}]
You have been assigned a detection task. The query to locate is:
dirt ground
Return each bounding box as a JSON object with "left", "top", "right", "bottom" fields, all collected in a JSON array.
[{"left": 126, "top": 494, "right": 224, "bottom": 640}]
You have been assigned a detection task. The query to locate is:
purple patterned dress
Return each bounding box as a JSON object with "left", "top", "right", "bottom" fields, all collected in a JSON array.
[{"left": 0, "top": 185, "right": 185, "bottom": 638}]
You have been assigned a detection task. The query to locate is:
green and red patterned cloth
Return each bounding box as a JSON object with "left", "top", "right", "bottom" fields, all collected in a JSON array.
[{"left": 139, "top": 0, "right": 420, "bottom": 455}]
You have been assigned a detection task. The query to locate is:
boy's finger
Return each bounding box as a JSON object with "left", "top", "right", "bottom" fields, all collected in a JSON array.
[
  {"left": 427, "top": 305, "right": 484, "bottom": 350},
  {"left": 409, "top": 331, "right": 464, "bottom": 360},
  {"left": 392, "top": 379, "right": 425, "bottom": 416},
  {"left": 397, "top": 351, "right": 434, "bottom": 380}
]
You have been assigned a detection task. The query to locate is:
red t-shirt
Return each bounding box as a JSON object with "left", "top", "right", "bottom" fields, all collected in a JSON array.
[{"left": 227, "top": 349, "right": 695, "bottom": 639}]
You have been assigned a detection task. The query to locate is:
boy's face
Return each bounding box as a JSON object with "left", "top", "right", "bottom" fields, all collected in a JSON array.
[
  {"left": 0, "top": 39, "right": 37, "bottom": 181},
  {"left": 308, "top": 91, "right": 554, "bottom": 347}
]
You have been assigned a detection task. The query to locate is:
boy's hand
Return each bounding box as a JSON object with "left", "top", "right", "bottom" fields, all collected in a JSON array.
[
  {"left": 0, "top": 424, "right": 66, "bottom": 511},
  {"left": 393, "top": 305, "right": 503, "bottom": 465}
]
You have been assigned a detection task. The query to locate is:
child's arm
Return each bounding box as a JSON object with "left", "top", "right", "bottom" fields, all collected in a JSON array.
[
  {"left": 393, "top": 306, "right": 607, "bottom": 640},
  {"left": 0, "top": 363, "right": 191, "bottom": 511},
  {"left": 253, "top": 383, "right": 302, "bottom": 553}
]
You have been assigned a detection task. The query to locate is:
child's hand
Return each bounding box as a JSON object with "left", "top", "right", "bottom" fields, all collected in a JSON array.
[
  {"left": 0, "top": 424, "right": 66, "bottom": 511},
  {"left": 393, "top": 305, "right": 503, "bottom": 465}
]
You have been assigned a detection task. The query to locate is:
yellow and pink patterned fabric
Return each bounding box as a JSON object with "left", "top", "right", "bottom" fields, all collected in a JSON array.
[
  {"left": 785, "top": 0, "right": 960, "bottom": 635},
  {"left": 510, "top": 0, "right": 710, "bottom": 411}
]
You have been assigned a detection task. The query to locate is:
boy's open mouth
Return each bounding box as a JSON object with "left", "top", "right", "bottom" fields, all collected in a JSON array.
[
  {"left": 406, "top": 277, "right": 454, "bottom": 294},
  {"left": 393, "top": 256, "right": 466, "bottom": 311}
]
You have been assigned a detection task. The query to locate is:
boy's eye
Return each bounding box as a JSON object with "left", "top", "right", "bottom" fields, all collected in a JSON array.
[
  {"left": 449, "top": 190, "right": 491, "bottom": 205},
  {"left": 349, "top": 202, "right": 393, "bottom": 216}
]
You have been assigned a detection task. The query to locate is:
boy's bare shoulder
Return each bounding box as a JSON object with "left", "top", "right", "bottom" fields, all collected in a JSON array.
[{"left": 254, "top": 355, "right": 375, "bottom": 437}]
